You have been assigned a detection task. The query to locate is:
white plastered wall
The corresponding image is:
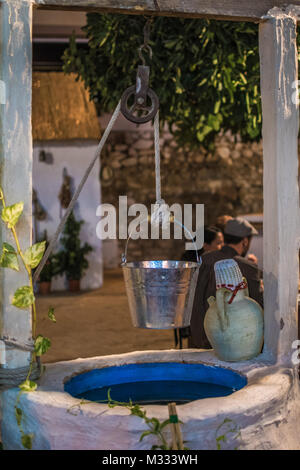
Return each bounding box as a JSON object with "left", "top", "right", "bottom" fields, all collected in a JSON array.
[{"left": 33, "top": 141, "right": 103, "bottom": 290}]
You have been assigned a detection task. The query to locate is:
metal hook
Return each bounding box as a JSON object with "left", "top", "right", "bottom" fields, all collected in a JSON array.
[
  {"left": 138, "top": 17, "right": 153, "bottom": 65},
  {"left": 143, "top": 17, "right": 152, "bottom": 46},
  {"left": 138, "top": 45, "right": 153, "bottom": 66}
]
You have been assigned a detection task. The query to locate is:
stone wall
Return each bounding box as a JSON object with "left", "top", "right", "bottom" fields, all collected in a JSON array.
[{"left": 101, "top": 128, "right": 263, "bottom": 264}]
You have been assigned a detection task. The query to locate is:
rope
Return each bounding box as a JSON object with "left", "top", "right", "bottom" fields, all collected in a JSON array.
[
  {"left": 0, "top": 337, "right": 34, "bottom": 352},
  {"left": 0, "top": 361, "right": 41, "bottom": 391},
  {"left": 154, "top": 111, "right": 162, "bottom": 203},
  {"left": 0, "top": 339, "right": 39, "bottom": 389},
  {"left": 33, "top": 100, "right": 121, "bottom": 284}
]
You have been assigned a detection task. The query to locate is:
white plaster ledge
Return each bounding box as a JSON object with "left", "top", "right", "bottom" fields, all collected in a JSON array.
[{"left": 1, "top": 349, "right": 300, "bottom": 450}]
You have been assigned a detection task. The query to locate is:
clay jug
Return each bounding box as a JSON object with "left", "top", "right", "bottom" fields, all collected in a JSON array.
[{"left": 204, "top": 259, "right": 263, "bottom": 362}]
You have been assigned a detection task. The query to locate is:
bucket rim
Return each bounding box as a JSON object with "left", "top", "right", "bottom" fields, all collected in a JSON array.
[{"left": 121, "top": 259, "right": 201, "bottom": 269}]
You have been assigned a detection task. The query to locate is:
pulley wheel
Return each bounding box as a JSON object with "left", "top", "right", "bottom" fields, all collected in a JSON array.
[{"left": 121, "top": 85, "right": 159, "bottom": 124}]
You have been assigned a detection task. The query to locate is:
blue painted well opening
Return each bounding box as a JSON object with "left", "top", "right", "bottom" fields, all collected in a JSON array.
[{"left": 64, "top": 362, "right": 247, "bottom": 405}]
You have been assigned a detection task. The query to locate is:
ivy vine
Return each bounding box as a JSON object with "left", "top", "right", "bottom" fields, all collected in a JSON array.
[
  {"left": 67, "top": 388, "right": 189, "bottom": 450},
  {"left": 215, "top": 417, "right": 241, "bottom": 450},
  {"left": 0, "top": 188, "right": 56, "bottom": 449}
]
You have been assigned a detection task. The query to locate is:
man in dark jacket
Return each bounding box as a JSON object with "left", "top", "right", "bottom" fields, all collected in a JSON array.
[{"left": 188, "top": 217, "right": 263, "bottom": 349}]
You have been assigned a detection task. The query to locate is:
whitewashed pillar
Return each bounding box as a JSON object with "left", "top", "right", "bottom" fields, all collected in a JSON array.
[
  {"left": 259, "top": 8, "right": 300, "bottom": 364},
  {"left": 0, "top": 0, "right": 33, "bottom": 371}
]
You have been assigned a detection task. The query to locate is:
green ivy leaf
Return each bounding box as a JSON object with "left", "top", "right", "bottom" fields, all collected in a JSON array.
[
  {"left": 12, "top": 286, "right": 35, "bottom": 309},
  {"left": 0, "top": 242, "right": 19, "bottom": 271},
  {"left": 160, "top": 419, "right": 171, "bottom": 430},
  {"left": 34, "top": 335, "right": 51, "bottom": 356},
  {"left": 1, "top": 202, "right": 24, "bottom": 229},
  {"left": 47, "top": 307, "right": 56, "bottom": 323},
  {"left": 24, "top": 241, "right": 46, "bottom": 269},
  {"left": 130, "top": 405, "right": 146, "bottom": 419},
  {"left": 149, "top": 417, "right": 160, "bottom": 432},
  {"left": 19, "top": 380, "right": 37, "bottom": 392},
  {"left": 139, "top": 430, "right": 154, "bottom": 442},
  {"left": 15, "top": 406, "right": 23, "bottom": 426},
  {"left": 21, "top": 433, "right": 34, "bottom": 450}
]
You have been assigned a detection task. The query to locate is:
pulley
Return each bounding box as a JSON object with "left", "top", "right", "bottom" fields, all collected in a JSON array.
[{"left": 121, "top": 19, "right": 159, "bottom": 124}]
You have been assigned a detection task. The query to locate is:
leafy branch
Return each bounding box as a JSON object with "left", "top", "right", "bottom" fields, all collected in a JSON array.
[
  {"left": 62, "top": 14, "right": 264, "bottom": 150},
  {"left": 67, "top": 389, "right": 189, "bottom": 450},
  {"left": 107, "top": 389, "right": 172, "bottom": 450},
  {"left": 0, "top": 187, "right": 56, "bottom": 449},
  {"left": 215, "top": 417, "right": 241, "bottom": 450}
]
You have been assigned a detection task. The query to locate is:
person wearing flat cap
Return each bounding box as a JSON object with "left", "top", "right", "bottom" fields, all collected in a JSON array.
[{"left": 188, "top": 217, "right": 263, "bottom": 349}]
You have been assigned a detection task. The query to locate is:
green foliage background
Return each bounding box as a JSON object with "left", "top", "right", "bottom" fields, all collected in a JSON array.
[{"left": 62, "top": 14, "right": 297, "bottom": 149}]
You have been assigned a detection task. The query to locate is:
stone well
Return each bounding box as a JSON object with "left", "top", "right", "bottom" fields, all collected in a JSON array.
[
  {"left": 2, "top": 350, "right": 300, "bottom": 450},
  {"left": 1, "top": 3, "right": 300, "bottom": 452}
]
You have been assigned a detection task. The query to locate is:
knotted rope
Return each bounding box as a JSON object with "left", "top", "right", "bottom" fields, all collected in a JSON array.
[
  {"left": 0, "top": 338, "right": 41, "bottom": 390},
  {"left": 0, "top": 361, "right": 42, "bottom": 391},
  {"left": 1, "top": 337, "right": 34, "bottom": 352}
]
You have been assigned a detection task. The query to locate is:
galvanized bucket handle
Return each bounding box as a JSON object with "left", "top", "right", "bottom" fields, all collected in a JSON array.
[{"left": 121, "top": 216, "right": 202, "bottom": 265}]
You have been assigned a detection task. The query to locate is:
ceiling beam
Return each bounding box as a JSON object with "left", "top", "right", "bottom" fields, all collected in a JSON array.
[{"left": 33, "top": 1, "right": 300, "bottom": 22}]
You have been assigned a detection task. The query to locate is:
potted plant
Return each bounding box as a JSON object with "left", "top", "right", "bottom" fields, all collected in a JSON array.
[
  {"left": 38, "top": 259, "right": 53, "bottom": 295},
  {"left": 54, "top": 211, "right": 93, "bottom": 292},
  {"left": 36, "top": 231, "right": 54, "bottom": 295}
]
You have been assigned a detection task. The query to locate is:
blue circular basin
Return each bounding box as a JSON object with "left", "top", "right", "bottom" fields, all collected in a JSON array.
[{"left": 65, "top": 362, "right": 247, "bottom": 405}]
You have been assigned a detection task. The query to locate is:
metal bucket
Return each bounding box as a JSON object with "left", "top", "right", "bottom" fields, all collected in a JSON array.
[{"left": 122, "top": 260, "right": 200, "bottom": 329}]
